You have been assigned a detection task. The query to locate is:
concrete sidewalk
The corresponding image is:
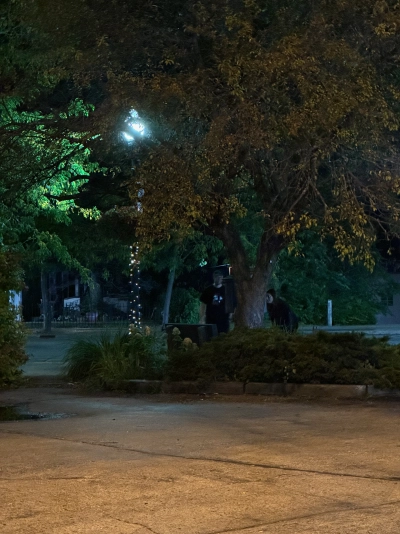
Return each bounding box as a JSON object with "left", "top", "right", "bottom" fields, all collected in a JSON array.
[{"left": 0, "top": 386, "right": 399, "bottom": 533}]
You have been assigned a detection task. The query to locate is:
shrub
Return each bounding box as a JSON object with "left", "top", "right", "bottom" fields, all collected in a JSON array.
[
  {"left": 164, "top": 326, "right": 215, "bottom": 382},
  {"left": 165, "top": 328, "right": 400, "bottom": 388},
  {"left": 63, "top": 327, "right": 166, "bottom": 388},
  {"left": 0, "top": 250, "right": 27, "bottom": 389}
]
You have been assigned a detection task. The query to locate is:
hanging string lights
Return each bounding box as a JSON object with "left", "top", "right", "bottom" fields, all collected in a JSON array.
[{"left": 129, "top": 244, "right": 141, "bottom": 329}]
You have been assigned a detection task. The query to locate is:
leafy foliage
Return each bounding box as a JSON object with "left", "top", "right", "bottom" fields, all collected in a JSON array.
[
  {"left": 0, "top": 96, "right": 109, "bottom": 332},
  {"left": 273, "top": 232, "right": 399, "bottom": 325},
  {"left": 166, "top": 328, "right": 400, "bottom": 389},
  {"left": 168, "top": 287, "right": 201, "bottom": 324},
  {"left": 0, "top": 250, "right": 27, "bottom": 388},
  {"left": 141, "top": 231, "right": 223, "bottom": 325},
  {"left": 127, "top": 0, "right": 400, "bottom": 295},
  {"left": 0, "top": 98, "right": 96, "bottom": 205},
  {"left": 0, "top": 97, "right": 100, "bottom": 273}
]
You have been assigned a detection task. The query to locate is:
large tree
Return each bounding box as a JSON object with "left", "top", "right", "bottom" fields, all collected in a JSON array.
[
  {"left": 129, "top": 0, "right": 400, "bottom": 326},
  {"left": 4, "top": 0, "right": 400, "bottom": 326}
]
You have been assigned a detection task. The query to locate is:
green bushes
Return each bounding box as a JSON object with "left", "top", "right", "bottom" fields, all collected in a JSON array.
[
  {"left": 63, "top": 326, "right": 400, "bottom": 390},
  {"left": 166, "top": 328, "right": 400, "bottom": 389},
  {"left": 63, "top": 328, "right": 166, "bottom": 388},
  {"left": 0, "top": 250, "right": 27, "bottom": 389}
]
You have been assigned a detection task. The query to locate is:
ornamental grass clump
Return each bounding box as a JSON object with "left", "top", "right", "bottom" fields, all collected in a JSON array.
[
  {"left": 63, "top": 328, "right": 166, "bottom": 388},
  {"left": 166, "top": 328, "right": 400, "bottom": 389}
]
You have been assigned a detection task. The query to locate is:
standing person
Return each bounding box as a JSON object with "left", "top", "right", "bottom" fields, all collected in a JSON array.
[
  {"left": 266, "top": 288, "right": 299, "bottom": 333},
  {"left": 199, "top": 270, "right": 231, "bottom": 334}
]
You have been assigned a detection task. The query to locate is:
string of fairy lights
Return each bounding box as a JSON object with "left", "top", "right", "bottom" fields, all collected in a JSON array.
[{"left": 129, "top": 244, "right": 141, "bottom": 329}]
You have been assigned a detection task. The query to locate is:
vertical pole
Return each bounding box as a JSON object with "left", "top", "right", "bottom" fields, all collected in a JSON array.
[
  {"left": 327, "top": 299, "right": 332, "bottom": 326},
  {"left": 74, "top": 277, "right": 79, "bottom": 297},
  {"left": 162, "top": 263, "right": 176, "bottom": 328}
]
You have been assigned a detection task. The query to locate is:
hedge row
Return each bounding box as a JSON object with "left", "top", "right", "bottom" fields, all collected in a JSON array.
[{"left": 166, "top": 328, "right": 400, "bottom": 389}]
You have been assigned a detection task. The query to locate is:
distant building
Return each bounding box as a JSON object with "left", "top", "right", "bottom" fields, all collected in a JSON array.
[{"left": 9, "top": 291, "right": 22, "bottom": 321}]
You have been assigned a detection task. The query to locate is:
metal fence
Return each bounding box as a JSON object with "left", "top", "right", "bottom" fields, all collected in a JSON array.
[
  {"left": 26, "top": 317, "right": 130, "bottom": 329},
  {"left": 25, "top": 301, "right": 161, "bottom": 329}
]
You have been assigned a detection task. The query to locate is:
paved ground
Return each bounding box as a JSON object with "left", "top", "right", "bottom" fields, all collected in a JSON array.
[
  {"left": 1, "top": 387, "right": 400, "bottom": 533},
  {"left": 1, "top": 325, "right": 397, "bottom": 533}
]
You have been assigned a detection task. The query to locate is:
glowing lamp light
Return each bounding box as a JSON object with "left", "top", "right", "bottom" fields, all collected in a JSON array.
[
  {"left": 129, "top": 122, "right": 145, "bottom": 134},
  {"left": 121, "top": 109, "right": 146, "bottom": 143},
  {"left": 122, "top": 132, "right": 134, "bottom": 142}
]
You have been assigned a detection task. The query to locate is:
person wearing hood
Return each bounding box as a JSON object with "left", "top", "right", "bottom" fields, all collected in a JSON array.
[{"left": 266, "top": 288, "right": 298, "bottom": 333}]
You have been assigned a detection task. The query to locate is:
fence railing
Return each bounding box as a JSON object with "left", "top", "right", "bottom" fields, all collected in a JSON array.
[{"left": 26, "top": 317, "right": 130, "bottom": 329}]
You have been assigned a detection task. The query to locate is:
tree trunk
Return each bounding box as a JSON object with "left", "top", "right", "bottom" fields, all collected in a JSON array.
[
  {"left": 234, "top": 280, "right": 265, "bottom": 328},
  {"left": 233, "top": 267, "right": 273, "bottom": 328},
  {"left": 89, "top": 272, "right": 101, "bottom": 312},
  {"left": 162, "top": 262, "right": 176, "bottom": 327},
  {"left": 40, "top": 270, "right": 53, "bottom": 333},
  {"left": 215, "top": 224, "right": 281, "bottom": 328}
]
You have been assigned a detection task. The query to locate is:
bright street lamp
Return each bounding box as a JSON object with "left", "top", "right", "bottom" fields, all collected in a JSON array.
[{"left": 121, "top": 109, "right": 146, "bottom": 143}]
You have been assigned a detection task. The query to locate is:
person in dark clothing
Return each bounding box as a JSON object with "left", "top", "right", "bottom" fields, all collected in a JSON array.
[
  {"left": 199, "top": 270, "right": 232, "bottom": 333},
  {"left": 266, "top": 288, "right": 298, "bottom": 333}
]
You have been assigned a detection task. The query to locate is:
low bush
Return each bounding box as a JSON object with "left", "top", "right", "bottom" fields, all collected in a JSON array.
[
  {"left": 63, "top": 327, "right": 166, "bottom": 388},
  {"left": 165, "top": 328, "right": 400, "bottom": 389},
  {"left": 0, "top": 250, "right": 27, "bottom": 389},
  {"left": 0, "top": 306, "right": 27, "bottom": 388}
]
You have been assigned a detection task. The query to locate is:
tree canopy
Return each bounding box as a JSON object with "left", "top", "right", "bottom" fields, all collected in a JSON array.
[
  {"left": 3, "top": 0, "right": 400, "bottom": 326},
  {"left": 0, "top": 97, "right": 99, "bottom": 266}
]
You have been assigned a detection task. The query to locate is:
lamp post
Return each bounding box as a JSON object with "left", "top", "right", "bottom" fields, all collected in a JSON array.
[
  {"left": 121, "top": 109, "right": 147, "bottom": 330},
  {"left": 129, "top": 243, "right": 141, "bottom": 329}
]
